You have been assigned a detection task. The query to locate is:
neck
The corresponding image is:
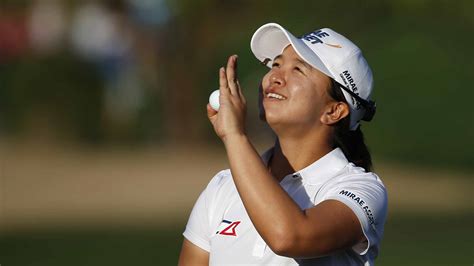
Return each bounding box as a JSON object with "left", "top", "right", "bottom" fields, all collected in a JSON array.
[{"left": 269, "top": 128, "right": 334, "bottom": 182}]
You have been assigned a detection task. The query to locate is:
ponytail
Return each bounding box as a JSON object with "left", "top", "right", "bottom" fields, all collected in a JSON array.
[
  {"left": 329, "top": 80, "right": 373, "bottom": 172},
  {"left": 334, "top": 124, "right": 373, "bottom": 171}
]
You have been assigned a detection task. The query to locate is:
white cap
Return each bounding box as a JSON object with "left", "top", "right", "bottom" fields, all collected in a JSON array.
[{"left": 250, "top": 22, "right": 374, "bottom": 130}]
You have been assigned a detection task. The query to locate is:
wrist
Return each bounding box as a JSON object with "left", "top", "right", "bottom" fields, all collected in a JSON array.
[{"left": 222, "top": 132, "right": 248, "bottom": 146}]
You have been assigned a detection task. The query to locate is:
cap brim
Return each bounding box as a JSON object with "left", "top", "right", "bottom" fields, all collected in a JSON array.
[{"left": 250, "top": 23, "right": 334, "bottom": 79}]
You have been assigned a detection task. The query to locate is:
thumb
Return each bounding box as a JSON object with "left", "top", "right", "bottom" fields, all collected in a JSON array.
[{"left": 206, "top": 104, "right": 218, "bottom": 119}]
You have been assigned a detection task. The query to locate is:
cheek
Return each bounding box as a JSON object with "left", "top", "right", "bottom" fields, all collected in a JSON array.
[
  {"left": 261, "top": 73, "right": 271, "bottom": 88},
  {"left": 290, "top": 97, "right": 317, "bottom": 116},
  {"left": 288, "top": 85, "right": 326, "bottom": 119},
  {"left": 289, "top": 81, "right": 316, "bottom": 105}
]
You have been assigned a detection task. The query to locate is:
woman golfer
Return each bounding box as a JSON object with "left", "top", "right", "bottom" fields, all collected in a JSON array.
[{"left": 179, "top": 23, "right": 388, "bottom": 265}]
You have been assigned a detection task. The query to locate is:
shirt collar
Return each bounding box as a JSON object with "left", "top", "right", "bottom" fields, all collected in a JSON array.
[
  {"left": 261, "top": 147, "right": 349, "bottom": 184},
  {"left": 298, "top": 148, "right": 349, "bottom": 184}
]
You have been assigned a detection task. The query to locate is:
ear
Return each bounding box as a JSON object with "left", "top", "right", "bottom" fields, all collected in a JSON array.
[{"left": 320, "top": 102, "right": 350, "bottom": 126}]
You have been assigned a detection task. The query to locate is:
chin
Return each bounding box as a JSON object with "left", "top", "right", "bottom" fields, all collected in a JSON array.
[
  {"left": 266, "top": 110, "right": 318, "bottom": 132},
  {"left": 262, "top": 105, "right": 291, "bottom": 124},
  {"left": 264, "top": 112, "right": 286, "bottom": 128}
]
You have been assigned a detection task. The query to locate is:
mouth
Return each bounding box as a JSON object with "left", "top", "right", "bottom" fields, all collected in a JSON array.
[{"left": 266, "top": 92, "right": 287, "bottom": 100}]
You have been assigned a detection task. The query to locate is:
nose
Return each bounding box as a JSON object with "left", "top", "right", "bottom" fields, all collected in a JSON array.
[{"left": 269, "top": 70, "right": 285, "bottom": 87}]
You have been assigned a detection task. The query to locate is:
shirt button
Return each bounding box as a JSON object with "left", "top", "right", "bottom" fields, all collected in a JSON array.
[{"left": 292, "top": 174, "right": 299, "bottom": 179}]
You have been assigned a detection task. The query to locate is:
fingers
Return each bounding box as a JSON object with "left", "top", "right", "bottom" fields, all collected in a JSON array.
[
  {"left": 219, "top": 54, "right": 245, "bottom": 102},
  {"left": 226, "top": 55, "right": 241, "bottom": 96}
]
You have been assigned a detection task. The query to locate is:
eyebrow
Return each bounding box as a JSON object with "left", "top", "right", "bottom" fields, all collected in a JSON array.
[{"left": 273, "top": 54, "right": 313, "bottom": 70}]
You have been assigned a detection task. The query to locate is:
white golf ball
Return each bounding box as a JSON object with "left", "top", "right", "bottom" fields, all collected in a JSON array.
[{"left": 209, "top": 90, "right": 220, "bottom": 111}]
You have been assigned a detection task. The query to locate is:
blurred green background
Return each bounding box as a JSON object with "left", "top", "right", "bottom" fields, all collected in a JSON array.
[{"left": 0, "top": 0, "right": 472, "bottom": 265}]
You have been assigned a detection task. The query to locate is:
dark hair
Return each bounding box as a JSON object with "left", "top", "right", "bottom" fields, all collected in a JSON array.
[{"left": 328, "top": 79, "right": 373, "bottom": 172}]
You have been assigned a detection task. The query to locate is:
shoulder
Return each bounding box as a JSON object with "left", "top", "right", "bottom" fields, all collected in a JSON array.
[
  {"left": 321, "top": 164, "right": 388, "bottom": 255},
  {"left": 202, "top": 169, "right": 236, "bottom": 201},
  {"left": 333, "top": 163, "right": 386, "bottom": 192},
  {"left": 207, "top": 169, "right": 233, "bottom": 190},
  {"left": 318, "top": 163, "right": 388, "bottom": 224},
  {"left": 320, "top": 163, "right": 388, "bottom": 223}
]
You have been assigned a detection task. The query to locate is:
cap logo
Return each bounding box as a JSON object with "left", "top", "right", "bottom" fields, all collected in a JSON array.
[
  {"left": 301, "top": 30, "right": 342, "bottom": 48},
  {"left": 340, "top": 70, "right": 361, "bottom": 109}
]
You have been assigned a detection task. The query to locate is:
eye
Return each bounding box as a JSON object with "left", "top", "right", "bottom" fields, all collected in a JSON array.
[
  {"left": 271, "top": 62, "right": 280, "bottom": 68},
  {"left": 294, "top": 66, "right": 304, "bottom": 74}
]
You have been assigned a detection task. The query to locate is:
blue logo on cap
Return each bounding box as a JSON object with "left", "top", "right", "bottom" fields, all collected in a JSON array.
[{"left": 301, "top": 30, "right": 342, "bottom": 48}]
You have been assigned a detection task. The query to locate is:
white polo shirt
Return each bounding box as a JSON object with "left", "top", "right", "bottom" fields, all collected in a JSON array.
[{"left": 183, "top": 147, "right": 388, "bottom": 265}]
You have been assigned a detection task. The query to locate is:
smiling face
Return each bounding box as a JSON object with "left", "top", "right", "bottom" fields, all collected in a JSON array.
[{"left": 259, "top": 45, "right": 342, "bottom": 136}]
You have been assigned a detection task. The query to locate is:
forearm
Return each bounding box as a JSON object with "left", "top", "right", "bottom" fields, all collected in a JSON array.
[{"left": 223, "top": 134, "right": 305, "bottom": 246}]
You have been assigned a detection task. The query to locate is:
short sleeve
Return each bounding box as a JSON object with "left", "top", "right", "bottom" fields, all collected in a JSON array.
[
  {"left": 183, "top": 187, "right": 212, "bottom": 252},
  {"left": 324, "top": 174, "right": 388, "bottom": 255},
  {"left": 182, "top": 170, "right": 228, "bottom": 252}
]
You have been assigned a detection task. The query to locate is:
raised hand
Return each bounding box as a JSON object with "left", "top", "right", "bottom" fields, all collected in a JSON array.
[{"left": 206, "top": 55, "right": 247, "bottom": 142}]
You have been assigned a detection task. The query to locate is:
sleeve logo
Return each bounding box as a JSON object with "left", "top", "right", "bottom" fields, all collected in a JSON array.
[
  {"left": 216, "top": 220, "right": 241, "bottom": 236},
  {"left": 339, "top": 190, "right": 375, "bottom": 225}
]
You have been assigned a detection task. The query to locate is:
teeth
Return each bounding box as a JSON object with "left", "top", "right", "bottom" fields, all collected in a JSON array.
[{"left": 267, "top": 93, "right": 286, "bottom": 100}]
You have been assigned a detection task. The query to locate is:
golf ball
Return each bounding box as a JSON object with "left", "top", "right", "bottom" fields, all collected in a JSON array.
[{"left": 209, "top": 90, "right": 220, "bottom": 111}]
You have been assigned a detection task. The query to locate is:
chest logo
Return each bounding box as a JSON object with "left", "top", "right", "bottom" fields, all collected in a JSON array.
[{"left": 216, "top": 220, "right": 241, "bottom": 236}]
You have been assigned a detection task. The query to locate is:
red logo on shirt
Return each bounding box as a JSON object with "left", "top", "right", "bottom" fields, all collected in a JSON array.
[{"left": 216, "top": 220, "right": 241, "bottom": 236}]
